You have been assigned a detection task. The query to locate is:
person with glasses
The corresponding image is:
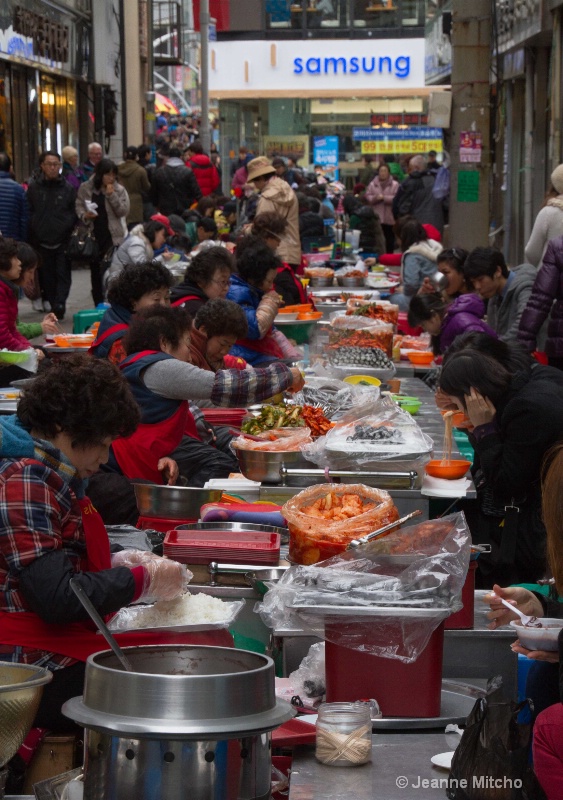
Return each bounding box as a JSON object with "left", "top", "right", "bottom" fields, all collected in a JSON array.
[
  {"left": 27, "top": 151, "right": 77, "bottom": 320},
  {"left": 89, "top": 261, "right": 173, "bottom": 365},
  {"left": 170, "top": 246, "right": 234, "bottom": 315}
]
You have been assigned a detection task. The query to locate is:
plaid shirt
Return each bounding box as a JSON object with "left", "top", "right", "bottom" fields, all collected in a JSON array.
[
  {"left": 0, "top": 440, "right": 86, "bottom": 670},
  {"left": 210, "top": 361, "right": 293, "bottom": 407}
]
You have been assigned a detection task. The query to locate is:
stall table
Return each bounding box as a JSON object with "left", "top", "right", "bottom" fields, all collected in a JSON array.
[{"left": 288, "top": 733, "right": 461, "bottom": 799}]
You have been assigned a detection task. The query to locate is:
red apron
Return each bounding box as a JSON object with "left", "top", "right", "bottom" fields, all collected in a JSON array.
[
  {"left": 88, "top": 323, "right": 129, "bottom": 355},
  {"left": 0, "top": 496, "right": 232, "bottom": 662},
  {"left": 171, "top": 295, "right": 201, "bottom": 308},
  {"left": 236, "top": 330, "right": 285, "bottom": 360}
]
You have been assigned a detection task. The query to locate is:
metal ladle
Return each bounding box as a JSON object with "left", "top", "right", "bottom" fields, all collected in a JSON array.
[{"left": 70, "top": 578, "right": 134, "bottom": 671}]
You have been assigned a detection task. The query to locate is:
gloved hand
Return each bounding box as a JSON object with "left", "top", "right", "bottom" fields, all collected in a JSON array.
[{"left": 111, "top": 550, "right": 192, "bottom": 602}]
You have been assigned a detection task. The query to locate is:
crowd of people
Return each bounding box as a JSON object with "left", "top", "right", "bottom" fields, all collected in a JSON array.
[{"left": 1, "top": 128, "right": 563, "bottom": 796}]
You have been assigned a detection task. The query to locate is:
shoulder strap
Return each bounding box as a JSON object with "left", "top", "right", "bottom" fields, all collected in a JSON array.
[{"left": 171, "top": 295, "right": 200, "bottom": 307}]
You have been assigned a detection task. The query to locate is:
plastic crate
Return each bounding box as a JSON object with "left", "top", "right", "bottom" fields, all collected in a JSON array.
[{"left": 73, "top": 308, "right": 106, "bottom": 334}]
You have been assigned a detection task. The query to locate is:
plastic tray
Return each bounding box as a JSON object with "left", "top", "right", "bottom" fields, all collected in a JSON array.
[
  {"left": 164, "top": 528, "right": 281, "bottom": 565},
  {"left": 106, "top": 597, "right": 244, "bottom": 634}
]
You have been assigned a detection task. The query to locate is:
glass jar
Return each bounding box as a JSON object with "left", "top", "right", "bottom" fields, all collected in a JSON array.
[{"left": 315, "top": 702, "right": 372, "bottom": 767}]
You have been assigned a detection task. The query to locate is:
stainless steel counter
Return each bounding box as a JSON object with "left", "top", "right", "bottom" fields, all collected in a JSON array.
[{"left": 288, "top": 732, "right": 462, "bottom": 799}]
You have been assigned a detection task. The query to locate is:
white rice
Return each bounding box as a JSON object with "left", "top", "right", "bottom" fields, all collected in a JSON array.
[{"left": 121, "top": 593, "right": 233, "bottom": 629}]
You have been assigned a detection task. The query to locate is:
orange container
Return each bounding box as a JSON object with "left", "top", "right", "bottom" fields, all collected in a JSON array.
[
  {"left": 297, "top": 311, "right": 322, "bottom": 321},
  {"left": 440, "top": 410, "right": 469, "bottom": 427},
  {"left": 279, "top": 304, "right": 312, "bottom": 314},
  {"left": 407, "top": 351, "right": 434, "bottom": 366},
  {"left": 425, "top": 459, "right": 471, "bottom": 480}
]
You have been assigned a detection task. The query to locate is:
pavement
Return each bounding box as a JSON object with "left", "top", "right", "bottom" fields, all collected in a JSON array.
[{"left": 19, "top": 265, "right": 97, "bottom": 339}]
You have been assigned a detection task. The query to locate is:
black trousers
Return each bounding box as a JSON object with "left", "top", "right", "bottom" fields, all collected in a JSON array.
[
  {"left": 381, "top": 223, "right": 396, "bottom": 254},
  {"left": 36, "top": 244, "right": 71, "bottom": 312},
  {"left": 548, "top": 356, "right": 563, "bottom": 371}
]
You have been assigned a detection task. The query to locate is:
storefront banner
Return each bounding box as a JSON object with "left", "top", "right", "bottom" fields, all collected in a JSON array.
[
  {"left": 313, "top": 136, "right": 339, "bottom": 179},
  {"left": 355, "top": 127, "right": 443, "bottom": 155},
  {"left": 263, "top": 135, "right": 310, "bottom": 166},
  {"left": 209, "top": 39, "right": 425, "bottom": 95}
]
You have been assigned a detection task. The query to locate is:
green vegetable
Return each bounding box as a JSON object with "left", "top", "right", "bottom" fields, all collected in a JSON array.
[{"left": 241, "top": 403, "right": 305, "bottom": 434}]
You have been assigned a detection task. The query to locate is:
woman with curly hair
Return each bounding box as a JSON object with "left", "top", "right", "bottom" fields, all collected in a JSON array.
[
  {"left": 227, "top": 238, "right": 301, "bottom": 365},
  {"left": 89, "top": 261, "right": 173, "bottom": 364},
  {"left": 190, "top": 299, "right": 248, "bottom": 372},
  {"left": 170, "top": 246, "right": 234, "bottom": 315},
  {"left": 0, "top": 356, "right": 192, "bottom": 733}
]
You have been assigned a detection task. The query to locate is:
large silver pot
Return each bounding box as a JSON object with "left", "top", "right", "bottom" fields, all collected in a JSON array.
[
  {"left": 133, "top": 483, "right": 222, "bottom": 519},
  {"left": 232, "top": 445, "right": 311, "bottom": 483},
  {"left": 63, "top": 645, "right": 293, "bottom": 800}
]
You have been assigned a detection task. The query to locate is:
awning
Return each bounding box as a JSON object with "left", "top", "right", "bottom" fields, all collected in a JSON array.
[{"left": 155, "top": 92, "right": 179, "bottom": 114}]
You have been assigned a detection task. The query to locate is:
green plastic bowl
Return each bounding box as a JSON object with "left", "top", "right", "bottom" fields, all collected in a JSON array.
[
  {"left": 392, "top": 395, "right": 422, "bottom": 415},
  {"left": 0, "top": 350, "right": 30, "bottom": 364},
  {"left": 278, "top": 320, "right": 318, "bottom": 345}
]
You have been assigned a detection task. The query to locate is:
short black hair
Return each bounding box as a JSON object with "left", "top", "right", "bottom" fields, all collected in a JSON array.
[
  {"left": 0, "top": 152, "right": 11, "bottom": 173},
  {"left": 194, "top": 299, "right": 248, "bottom": 339},
  {"left": 38, "top": 150, "right": 61, "bottom": 165},
  {"left": 142, "top": 220, "right": 167, "bottom": 244},
  {"left": 186, "top": 246, "right": 234, "bottom": 287},
  {"left": 0, "top": 237, "right": 18, "bottom": 271},
  {"left": 137, "top": 145, "right": 151, "bottom": 160},
  {"left": 17, "top": 355, "right": 139, "bottom": 447},
  {"left": 16, "top": 242, "right": 39, "bottom": 272},
  {"left": 124, "top": 146, "right": 138, "bottom": 160},
  {"left": 188, "top": 140, "right": 204, "bottom": 155},
  {"left": 107, "top": 261, "right": 173, "bottom": 311},
  {"left": 439, "top": 350, "right": 513, "bottom": 407},
  {"left": 464, "top": 247, "right": 509, "bottom": 280},
  {"left": 196, "top": 197, "right": 217, "bottom": 216},
  {"left": 399, "top": 219, "right": 428, "bottom": 252},
  {"left": 168, "top": 147, "right": 182, "bottom": 158},
  {"left": 442, "top": 331, "right": 532, "bottom": 373},
  {"left": 436, "top": 247, "right": 468, "bottom": 273},
  {"left": 198, "top": 217, "right": 217, "bottom": 236},
  {"left": 222, "top": 201, "right": 237, "bottom": 216},
  {"left": 124, "top": 305, "right": 192, "bottom": 354},
  {"left": 167, "top": 214, "right": 186, "bottom": 235},
  {"left": 272, "top": 157, "right": 286, "bottom": 168},
  {"left": 235, "top": 239, "right": 281, "bottom": 287},
  {"left": 407, "top": 293, "right": 447, "bottom": 328},
  {"left": 93, "top": 158, "right": 118, "bottom": 190}
]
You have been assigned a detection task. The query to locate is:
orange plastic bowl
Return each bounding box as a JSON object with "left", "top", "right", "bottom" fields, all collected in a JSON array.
[
  {"left": 425, "top": 459, "right": 471, "bottom": 480},
  {"left": 408, "top": 351, "right": 434, "bottom": 366},
  {"left": 279, "top": 304, "right": 312, "bottom": 314},
  {"left": 440, "top": 410, "right": 469, "bottom": 427}
]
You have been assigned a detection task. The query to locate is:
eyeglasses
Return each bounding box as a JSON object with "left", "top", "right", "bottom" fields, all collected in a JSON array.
[
  {"left": 211, "top": 279, "right": 231, "bottom": 289},
  {"left": 43, "top": 161, "right": 61, "bottom": 167}
]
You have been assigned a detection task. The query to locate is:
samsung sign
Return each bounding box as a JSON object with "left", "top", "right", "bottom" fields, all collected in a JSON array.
[{"left": 209, "top": 40, "right": 425, "bottom": 96}]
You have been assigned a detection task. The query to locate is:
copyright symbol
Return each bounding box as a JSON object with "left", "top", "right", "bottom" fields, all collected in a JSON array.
[{"left": 396, "top": 776, "right": 409, "bottom": 789}]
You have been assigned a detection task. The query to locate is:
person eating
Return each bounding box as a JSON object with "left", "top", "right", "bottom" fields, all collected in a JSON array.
[
  {"left": 0, "top": 356, "right": 190, "bottom": 733},
  {"left": 189, "top": 299, "right": 248, "bottom": 373},
  {"left": 90, "top": 261, "right": 173, "bottom": 364}
]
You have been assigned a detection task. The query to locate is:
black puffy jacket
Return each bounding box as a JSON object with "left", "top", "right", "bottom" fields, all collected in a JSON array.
[{"left": 27, "top": 174, "right": 76, "bottom": 247}]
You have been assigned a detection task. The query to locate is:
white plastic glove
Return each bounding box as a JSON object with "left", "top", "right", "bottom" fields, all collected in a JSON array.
[{"left": 111, "top": 550, "right": 192, "bottom": 602}]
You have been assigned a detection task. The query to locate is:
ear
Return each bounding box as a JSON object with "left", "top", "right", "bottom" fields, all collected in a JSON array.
[
  {"left": 198, "top": 325, "right": 208, "bottom": 337},
  {"left": 160, "top": 336, "right": 173, "bottom": 354}
]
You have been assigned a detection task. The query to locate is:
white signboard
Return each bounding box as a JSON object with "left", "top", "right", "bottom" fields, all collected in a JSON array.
[{"left": 209, "top": 39, "right": 425, "bottom": 95}]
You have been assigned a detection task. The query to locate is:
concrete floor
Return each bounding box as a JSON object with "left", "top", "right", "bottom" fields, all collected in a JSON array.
[{"left": 19, "top": 265, "right": 96, "bottom": 339}]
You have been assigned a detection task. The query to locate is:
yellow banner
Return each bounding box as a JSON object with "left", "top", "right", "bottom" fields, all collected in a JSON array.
[{"left": 360, "top": 139, "right": 443, "bottom": 155}]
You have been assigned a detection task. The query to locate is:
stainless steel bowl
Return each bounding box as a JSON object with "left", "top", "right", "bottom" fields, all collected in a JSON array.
[
  {"left": 308, "top": 276, "right": 334, "bottom": 287},
  {"left": 0, "top": 663, "right": 52, "bottom": 768},
  {"left": 133, "top": 483, "right": 223, "bottom": 520},
  {"left": 232, "top": 446, "right": 309, "bottom": 483},
  {"left": 245, "top": 567, "right": 289, "bottom": 596},
  {"left": 337, "top": 275, "right": 366, "bottom": 287}
]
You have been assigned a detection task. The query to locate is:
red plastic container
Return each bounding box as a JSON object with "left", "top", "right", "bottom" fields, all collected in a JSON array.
[
  {"left": 325, "top": 622, "right": 445, "bottom": 718},
  {"left": 163, "top": 528, "right": 281, "bottom": 565},
  {"left": 445, "top": 560, "right": 477, "bottom": 630},
  {"left": 201, "top": 408, "right": 248, "bottom": 427},
  {"left": 137, "top": 515, "right": 197, "bottom": 532}
]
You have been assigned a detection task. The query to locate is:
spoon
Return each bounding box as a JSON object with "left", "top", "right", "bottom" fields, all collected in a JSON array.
[
  {"left": 498, "top": 596, "right": 543, "bottom": 628},
  {"left": 70, "top": 578, "right": 134, "bottom": 671}
]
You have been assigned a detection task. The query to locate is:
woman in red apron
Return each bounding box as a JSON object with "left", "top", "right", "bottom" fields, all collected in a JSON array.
[
  {"left": 0, "top": 357, "right": 218, "bottom": 733},
  {"left": 90, "top": 261, "right": 173, "bottom": 364},
  {"left": 189, "top": 299, "right": 248, "bottom": 372},
  {"left": 170, "top": 245, "right": 234, "bottom": 316}
]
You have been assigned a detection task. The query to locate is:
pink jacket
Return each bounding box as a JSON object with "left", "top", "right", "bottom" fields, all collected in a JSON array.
[
  {"left": 365, "top": 175, "right": 399, "bottom": 226},
  {"left": 231, "top": 165, "right": 249, "bottom": 190},
  {"left": 0, "top": 278, "right": 31, "bottom": 351}
]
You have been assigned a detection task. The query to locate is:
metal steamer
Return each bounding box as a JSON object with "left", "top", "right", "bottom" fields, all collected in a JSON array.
[{"left": 63, "top": 645, "right": 293, "bottom": 800}]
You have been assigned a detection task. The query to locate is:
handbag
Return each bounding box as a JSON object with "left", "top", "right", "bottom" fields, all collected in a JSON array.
[
  {"left": 67, "top": 224, "right": 99, "bottom": 262},
  {"left": 447, "top": 679, "right": 547, "bottom": 800}
]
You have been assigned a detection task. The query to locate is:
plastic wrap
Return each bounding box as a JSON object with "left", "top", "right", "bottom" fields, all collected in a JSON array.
[
  {"left": 328, "top": 315, "right": 394, "bottom": 358},
  {"left": 232, "top": 428, "right": 313, "bottom": 452},
  {"left": 282, "top": 483, "right": 399, "bottom": 565},
  {"left": 334, "top": 263, "right": 367, "bottom": 279},
  {"left": 345, "top": 299, "right": 399, "bottom": 326},
  {"left": 258, "top": 513, "right": 471, "bottom": 663},
  {"left": 302, "top": 395, "right": 433, "bottom": 472},
  {"left": 108, "top": 595, "right": 244, "bottom": 633},
  {"left": 292, "top": 377, "right": 380, "bottom": 421},
  {"left": 304, "top": 266, "right": 335, "bottom": 279},
  {"left": 288, "top": 641, "right": 326, "bottom": 702}
]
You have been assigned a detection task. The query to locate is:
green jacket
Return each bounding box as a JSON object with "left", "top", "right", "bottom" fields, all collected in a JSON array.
[{"left": 17, "top": 321, "right": 42, "bottom": 340}]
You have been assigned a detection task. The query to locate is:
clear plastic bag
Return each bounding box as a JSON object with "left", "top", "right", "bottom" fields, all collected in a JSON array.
[
  {"left": 292, "top": 377, "right": 380, "bottom": 421},
  {"left": 328, "top": 315, "right": 394, "bottom": 358},
  {"left": 345, "top": 299, "right": 400, "bottom": 326},
  {"left": 288, "top": 641, "right": 326, "bottom": 702},
  {"left": 282, "top": 483, "right": 399, "bottom": 565},
  {"left": 232, "top": 427, "right": 313, "bottom": 452},
  {"left": 302, "top": 395, "right": 433, "bottom": 472},
  {"left": 258, "top": 513, "right": 471, "bottom": 663}
]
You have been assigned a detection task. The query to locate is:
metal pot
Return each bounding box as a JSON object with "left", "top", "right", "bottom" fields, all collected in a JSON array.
[
  {"left": 308, "top": 276, "right": 333, "bottom": 287},
  {"left": 63, "top": 645, "right": 293, "bottom": 800},
  {"left": 133, "top": 483, "right": 223, "bottom": 520},
  {"left": 232, "top": 446, "right": 310, "bottom": 484},
  {"left": 336, "top": 275, "right": 365, "bottom": 287},
  {"left": 0, "top": 663, "right": 52, "bottom": 772}
]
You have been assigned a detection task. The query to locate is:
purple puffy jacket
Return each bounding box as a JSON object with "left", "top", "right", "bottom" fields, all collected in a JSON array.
[
  {"left": 518, "top": 236, "right": 563, "bottom": 357},
  {"left": 440, "top": 294, "right": 497, "bottom": 353}
]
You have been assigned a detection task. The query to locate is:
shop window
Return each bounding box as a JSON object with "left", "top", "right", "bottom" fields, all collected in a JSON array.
[
  {"left": 352, "top": 0, "right": 399, "bottom": 29},
  {"left": 153, "top": 0, "right": 184, "bottom": 65},
  {"left": 266, "top": 0, "right": 292, "bottom": 28},
  {"left": 305, "top": 0, "right": 350, "bottom": 29}
]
